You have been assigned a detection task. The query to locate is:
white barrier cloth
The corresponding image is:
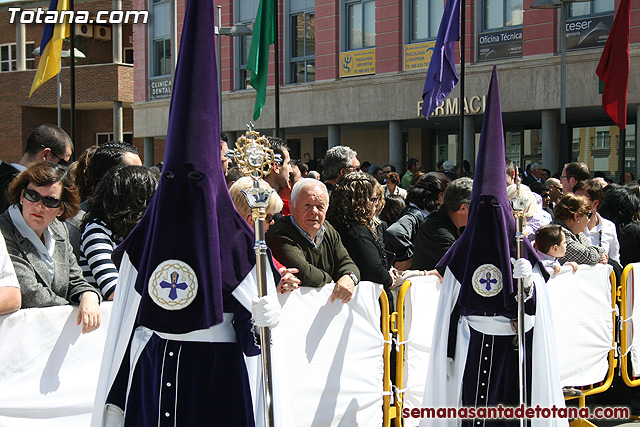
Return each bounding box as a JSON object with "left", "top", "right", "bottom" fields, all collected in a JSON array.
[
  {"left": 400, "top": 275, "right": 441, "bottom": 426},
  {"left": 546, "top": 264, "right": 614, "bottom": 387},
  {"left": 0, "top": 303, "right": 112, "bottom": 427},
  {"left": 0, "top": 282, "right": 385, "bottom": 427},
  {"left": 626, "top": 263, "right": 640, "bottom": 377},
  {"left": 274, "top": 281, "right": 385, "bottom": 427}
]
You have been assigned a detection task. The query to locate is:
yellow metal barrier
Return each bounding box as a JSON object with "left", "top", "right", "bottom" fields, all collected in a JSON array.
[
  {"left": 619, "top": 264, "right": 640, "bottom": 387},
  {"left": 391, "top": 280, "right": 412, "bottom": 427},
  {"left": 568, "top": 270, "right": 618, "bottom": 427},
  {"left": 380, "top": 290, "right": 397, "bottom": 427}
]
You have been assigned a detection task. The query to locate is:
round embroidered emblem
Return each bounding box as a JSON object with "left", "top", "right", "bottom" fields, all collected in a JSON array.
[
  {"left": 149, "top": 260, "right": 198, "bottom": 310},
  {"left": 472, "top": 264, "right": 503, "bottom": 297}
]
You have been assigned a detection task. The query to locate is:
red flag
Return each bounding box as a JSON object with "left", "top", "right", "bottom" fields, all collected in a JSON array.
[{"left": 596, "top": 0, "right": 631, "bottom": 129}]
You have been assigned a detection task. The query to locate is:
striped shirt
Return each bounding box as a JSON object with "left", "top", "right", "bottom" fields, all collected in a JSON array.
[{"left": 79, "top": 219, "right": 120, "bottom": 299}]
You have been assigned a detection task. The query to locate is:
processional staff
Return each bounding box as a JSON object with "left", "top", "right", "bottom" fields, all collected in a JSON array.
[
  {"left": 510, "top": 167, "right": 528, "bottom": 427},
  {"left": 232, "top": 123, "right": 278, "bottom": 427}
]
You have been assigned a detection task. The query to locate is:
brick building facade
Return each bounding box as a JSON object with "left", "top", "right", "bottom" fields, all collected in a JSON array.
[
  {"left": 135, "top": 0, "right": 639, "bottom": 179},
  {"left": 0, "top": 0, "right": 140, "bottom": 164}
]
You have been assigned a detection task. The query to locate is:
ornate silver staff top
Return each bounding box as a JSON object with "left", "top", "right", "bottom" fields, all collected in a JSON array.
[{"left": 233, "top": 124, "right": 276, "bottom": 215}]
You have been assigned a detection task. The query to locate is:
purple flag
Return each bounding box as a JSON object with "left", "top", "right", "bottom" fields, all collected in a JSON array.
[
  {"left": 421, "top": 0, "right": 460, "bottom": 119},
  {"left": 438, "top": 66, "right": 539, "bottom": 316},
  {"left": 116, "top": 0, "right": 257, "bottom": 334}
]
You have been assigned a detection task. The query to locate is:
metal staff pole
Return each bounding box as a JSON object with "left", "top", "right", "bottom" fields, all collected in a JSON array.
[
  {"left": 510, "top": 167, "right": 528, "bottom": 426},
  {"left": 233, "top": 124, "right": 277, "bottom": 427}
]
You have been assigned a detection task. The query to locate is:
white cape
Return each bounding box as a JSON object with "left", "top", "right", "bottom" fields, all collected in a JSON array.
[
  {"left": 91, "top": 252, "right": 291, "bottom": 427},
  {"left": 420, "top": 266, "right": 568, "bottom": 427}
]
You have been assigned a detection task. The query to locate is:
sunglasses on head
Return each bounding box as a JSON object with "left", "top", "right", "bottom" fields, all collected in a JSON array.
[{"left": 23, "top": 188, "right": 63, "bottom": 208}]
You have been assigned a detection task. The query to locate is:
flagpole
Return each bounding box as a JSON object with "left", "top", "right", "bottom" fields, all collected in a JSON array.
[
  {"left": 458, "top": 0, "right": 465, "bottom": 167},
  {"left": 274, "top": 0, "right": 281, "bottom": 138},
  {"left": 69, "top": 0, "right": 76, "bottom": 153},
  {"left": 620, "top": 129, "right": 626, "bottom": 183}
]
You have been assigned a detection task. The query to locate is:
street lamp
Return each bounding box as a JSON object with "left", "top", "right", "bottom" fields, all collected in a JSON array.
[
  {"left": 32, "top": 46, "right": 86, "bottom": 128},
  {"left": 215, "top": 6, "right": 253, "bottom": 131},
  {"left": 531, "top": 0, "right": 591, "bottom": 169}
]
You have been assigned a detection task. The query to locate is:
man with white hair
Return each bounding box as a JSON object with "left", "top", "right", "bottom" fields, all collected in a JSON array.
[
  {"left": 523, "top": 162, "right": 543, "bottom": 186},
  {"left": 266, "top": 178, "right": 360, "bottom": 303}
]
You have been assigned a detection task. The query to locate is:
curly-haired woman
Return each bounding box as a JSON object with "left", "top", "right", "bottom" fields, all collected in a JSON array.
[
  {"left": 79, "top": 165, "right": 158, "bottom": 300},
  {"left": 327, "top": 171, "right": 395, "bottom": 289},
  {"left": 552, "top": 193, "right": 607, "bottom": 265},
  {"left": 0, "top": 162, "right": 101, "bottom": 333}
]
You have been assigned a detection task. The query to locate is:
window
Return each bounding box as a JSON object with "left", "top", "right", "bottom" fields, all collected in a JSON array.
[
  {"left": 411, "top": 0, "right": 444, "bottom": 42},
  {"left": 237, "top": 31, "right": 252, "bottom": 90},
  {"left": 484, "top": 0, "right": 523, "bottom": 31},
  {"left": 346, "top": 0, "right": 375, "bottom": 50},
  {"left": 569, "top": 0, "right": 614, "bottom": 17},
  {"left": 237, "top": 0, "right": 260, "bottom": 90},
  {"left": 124, "top": 47, "right": 134, "bottom": 65},
  {"left": 151, "top": 0, "right": 171, "bottom": 77},
  {"left": 291, "top": 12, "right": 315, "bottom": 83},
  {"left": 1, "top": 42, "right": 36, "bottom": 72},
  {"left": 593, "top": 127, "right": 610, "bottom": 150}
]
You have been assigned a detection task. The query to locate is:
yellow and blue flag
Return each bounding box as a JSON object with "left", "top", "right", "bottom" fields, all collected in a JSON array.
[{"left": 29, "top": 0, "right": 70, "bottom": 97}]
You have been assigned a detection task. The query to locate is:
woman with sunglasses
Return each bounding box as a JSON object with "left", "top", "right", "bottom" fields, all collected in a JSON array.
[
  {"left": 0, "top": 162, "right": 101, "bottom": 333},
  {"left": 552, "top": 193, "right": 607, "bottom": 266}
]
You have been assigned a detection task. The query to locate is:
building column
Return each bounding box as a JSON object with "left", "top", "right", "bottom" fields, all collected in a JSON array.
[
  {"left": 389, "top": 120, "right": 403, "bottom": 170},
  {"left": 144, "top": 137, "right": 155, "bottom": 167},
  {"left": 112, "top": 0, "right": 123, "bottom": 63},
  {"left": 636, "top": 106, "right": 640, "bottom": 178},
  {"left": 463, "top": 116, "right": 475, "bottom": 170},
  {"left": 113, "top": 101, "right": 124, "bottom": 141},
  {"left": 541, "top": 109, "right": 560, "bottom": 175},
  {"left": 328, "top": 125, "right": 340, "bottom": 148},
  {"left": 15, "top": 20, "right": 26, "bottom": 71}
]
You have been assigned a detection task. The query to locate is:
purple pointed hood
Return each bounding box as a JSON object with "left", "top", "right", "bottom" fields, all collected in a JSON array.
[
  {"left": 438, "top": 66, "right": 539, "bottom": 316},
  {"left": 116, "top": 0, "right": 256, "bottom": 333}
]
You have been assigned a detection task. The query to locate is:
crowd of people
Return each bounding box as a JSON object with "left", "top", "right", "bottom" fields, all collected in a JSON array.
[{"left": 1, "top": 124, "right": 640, "bottom": 337}]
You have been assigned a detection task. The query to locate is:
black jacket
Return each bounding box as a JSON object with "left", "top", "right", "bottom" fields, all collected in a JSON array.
[
  {"left": 0, "top": 162, "right": 19, "bottom": 213},
  {"left": 412, "top": 207, "right": 460, "bottom": 271},
  {"left": 383, "top": 205, "right": 425, "bottom": 262},
  {"left": 334, "top": 222, "right": 393, "bottom": 289}
]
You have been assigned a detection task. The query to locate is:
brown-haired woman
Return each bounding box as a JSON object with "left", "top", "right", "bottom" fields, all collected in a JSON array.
[
  {"left": 382, "top": 172, "right": 407, "bottom": 200},
  {"left": 327, "top": 171, "right": 395, "bottom": 289},
  {"left": 0, "top": 162, "right": 101, "bottom": 333},
  {"left": 552, "top": 193, "right": 607, "bottom": 266}
]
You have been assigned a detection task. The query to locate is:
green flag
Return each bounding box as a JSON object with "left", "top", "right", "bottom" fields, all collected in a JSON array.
[{"left": 247, "top": 0, "right": 275, "bottom": 121}]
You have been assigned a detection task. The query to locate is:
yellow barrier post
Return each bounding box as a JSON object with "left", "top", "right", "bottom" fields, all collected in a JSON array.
[
  {"left": 568, "top": 271, "right": 618, "bottom": 427},
  {"left": 381, "top": 290, "right": 397, "bottom": 427},
  {"left": 392, "top": 280, "right": 412, "bottom": 427},
  {"left": 619, "top": 264, "right": 640, "bottom": 387}
]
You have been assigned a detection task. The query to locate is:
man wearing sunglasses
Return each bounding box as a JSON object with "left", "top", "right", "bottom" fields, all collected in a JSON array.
[{"left": 0, "top": 124, "right": 73, "bottom": 212}]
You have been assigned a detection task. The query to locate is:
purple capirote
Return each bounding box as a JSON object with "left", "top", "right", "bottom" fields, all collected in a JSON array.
[
  {"left": 115, "top": 0, "right": 257, "bottom": 335},
  {"left": 437, "top": 65, "right": 540, "bottom": 317}
]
